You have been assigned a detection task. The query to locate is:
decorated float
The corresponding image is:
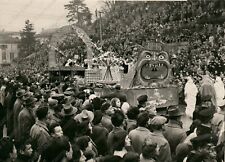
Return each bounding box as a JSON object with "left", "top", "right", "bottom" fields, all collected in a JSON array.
[
  {"left": 47, "top": 25, "right": 93, "bottom": 82},
  {"left": 124, "top": 41, "right": 179, "bottom": 107},
  {"left": 47, "top": 24, "right": 178, "bottom": 108},
  {"left": 95, "top": 41, "right": 179, "bottom": 108}
]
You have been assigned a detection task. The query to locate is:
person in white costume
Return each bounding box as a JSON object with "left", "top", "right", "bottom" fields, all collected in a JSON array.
[
  {"left": 214, "top": 76, "right": 225, "bottom": 108},
  {"left": 184, "top": 77, "right": 198, "bottom": 118}
]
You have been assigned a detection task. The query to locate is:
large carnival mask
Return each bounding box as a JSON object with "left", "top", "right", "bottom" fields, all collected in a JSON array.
[{"left": 131, "top": 50, "right": 171, "bottom": 87}]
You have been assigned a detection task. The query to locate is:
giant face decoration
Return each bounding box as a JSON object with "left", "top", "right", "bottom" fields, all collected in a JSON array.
[{"left": 131, "top": 50, "right": 171, "bottom": 87}]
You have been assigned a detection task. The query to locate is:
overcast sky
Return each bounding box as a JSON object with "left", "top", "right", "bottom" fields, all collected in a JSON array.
[{"left": 0, "top": 0, "right": 103, "bottom": 33}]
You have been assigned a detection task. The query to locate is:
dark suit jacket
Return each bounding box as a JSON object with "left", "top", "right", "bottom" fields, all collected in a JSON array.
[
  {"left": 107, "top": 127, "right": 127, "bottom": 155},
  {"left": 18, "top": 107, "right": 35, "bottom": 143},
  {"left": 6, "top": 92, "right": 16, "bottom": 137},
  {"left": 91, "top": 124, "right": 109, "bottom": 155},
  {"left": 13, "top": 98, "right": 23, "bottom": 142},
  {"left": 163, "top": 120, "right": 187, "bottom": 156}
]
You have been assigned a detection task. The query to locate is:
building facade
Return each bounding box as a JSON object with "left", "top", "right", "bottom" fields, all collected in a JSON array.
[{"left": 0, "top": 32, "right": 20, "bottom": 65}]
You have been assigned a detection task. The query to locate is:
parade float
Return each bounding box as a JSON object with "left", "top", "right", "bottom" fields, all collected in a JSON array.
[
  {"left": 47, "top": 25, "right": 178, "bottom": 108},
  {"left": 94, "top": 41, "right": 179, "bottom": 108},
  {"left": 47, "top": 25, "right": 93, "bottom": 82},
  {"left": 123, "top": 41, "right": 179, "bottom": 107},
  {"left": 91, "top": 51, "right": 121, "bottom": 85}
]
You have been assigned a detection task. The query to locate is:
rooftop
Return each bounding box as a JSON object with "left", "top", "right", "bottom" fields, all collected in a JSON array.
[
  {"left": 0, "top": 31, "right": 20, "bottom": 44},
  {"left": 0, "top": 36, "right": 20, "bottom": 44}
]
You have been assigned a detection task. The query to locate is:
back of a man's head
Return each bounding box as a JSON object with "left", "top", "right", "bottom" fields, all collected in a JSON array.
[
  {"left": 36, "top": 104, "right": 49, "bottom": 120},
  {"left": 101, "top": 102, "right": 111, "bottom": 113},
  {"left": 111, "top": 110, "right": 125, "bottom": 127},
  {"left": 137, "top": 112, "right": 149, "bottom": 127},
  {"left": 127, "top": 107, "right": 139, "bottom": 120},
  {"left": 43, "top": 136, "right": 70, "bottom": 162},
  {"left": 123, "top": 152, "right": 139, "bottom": 162}
]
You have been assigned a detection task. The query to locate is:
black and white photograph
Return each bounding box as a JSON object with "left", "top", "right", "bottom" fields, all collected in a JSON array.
[{"left": 0, "top": 0, "right": 224, "bottom": 161}]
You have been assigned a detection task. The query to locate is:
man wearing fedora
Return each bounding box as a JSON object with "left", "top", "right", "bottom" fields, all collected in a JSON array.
[
  {"left": 60, "top": 97, "right": 78, "bottom": 141},
  {"left": 18, "top": 95, "right": 37, "bottom": 144},
  {"left": 74, "top": 109, "right": 94, "bottom": 124},
  {"left": 163, "top": 105, "right": 187, "bottom": 160},
  {"left": 61, "top": 97, "right": 77, "bottom": 118},
  {"left": 13, "top": 89, "right": 25, "bottom": 145},
  {"left": 74, "top": 109, "right": 94, "bottom": 137}
]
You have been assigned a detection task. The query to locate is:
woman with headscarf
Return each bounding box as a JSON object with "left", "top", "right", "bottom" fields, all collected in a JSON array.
[{"left": 184, "top": 76, "right": 198, "bottom": 118}]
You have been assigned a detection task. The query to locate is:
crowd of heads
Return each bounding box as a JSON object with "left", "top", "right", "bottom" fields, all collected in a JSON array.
[
  {"left": 0, "top": 0, "right": 224, "bottom": 161},
  {"left": 1, "top": 1, "right": 225, "bottom": 90},
  {"left": 0, "top": 74, "right": 223, "bottom": 162},
  {"left": 93, "top": 0, "right": 225, "bottom": 86}
]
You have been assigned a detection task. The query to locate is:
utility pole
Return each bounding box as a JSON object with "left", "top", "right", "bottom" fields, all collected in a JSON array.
[
  {"left": 95, "top": 9, "right": 103, "bottom": 45},
  {"left": 97, "top": 10, "right": 103, "bottom": 45}
]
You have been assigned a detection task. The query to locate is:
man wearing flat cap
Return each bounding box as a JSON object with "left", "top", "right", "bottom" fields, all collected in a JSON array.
[
  {"left": 147, "top": 115, "right": 172, "bottom": 162},
  {"left": 163, "top": 105, "right": 187, "bottom": 160}
]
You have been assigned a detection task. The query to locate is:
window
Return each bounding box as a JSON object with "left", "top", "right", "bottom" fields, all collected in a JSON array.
[
  {"left": 10, "top": 52, "right": 14, "bottom": 61},
  {"left": 2, "top": 50, "right": 6, "bottom": 61},
  {"left": 0, "top": 44, "right": 7, "bottom": 49}
]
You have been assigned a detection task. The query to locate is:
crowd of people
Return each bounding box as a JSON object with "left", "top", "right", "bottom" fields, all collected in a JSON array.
[
  {"left": 0, "top": 0, "right": 224, "bottom": 162},
  {"left": 0, "top": 70, "right": 223, "bottom": 162},
  {"left": 94, "top": 0, "right": 225, "bottom": 83},
  {"left": 3, "top": 1, "right": 224, "bottom": 86},
  {"left": 0, "top": 41, "right": 49, "bottom": 79}
]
